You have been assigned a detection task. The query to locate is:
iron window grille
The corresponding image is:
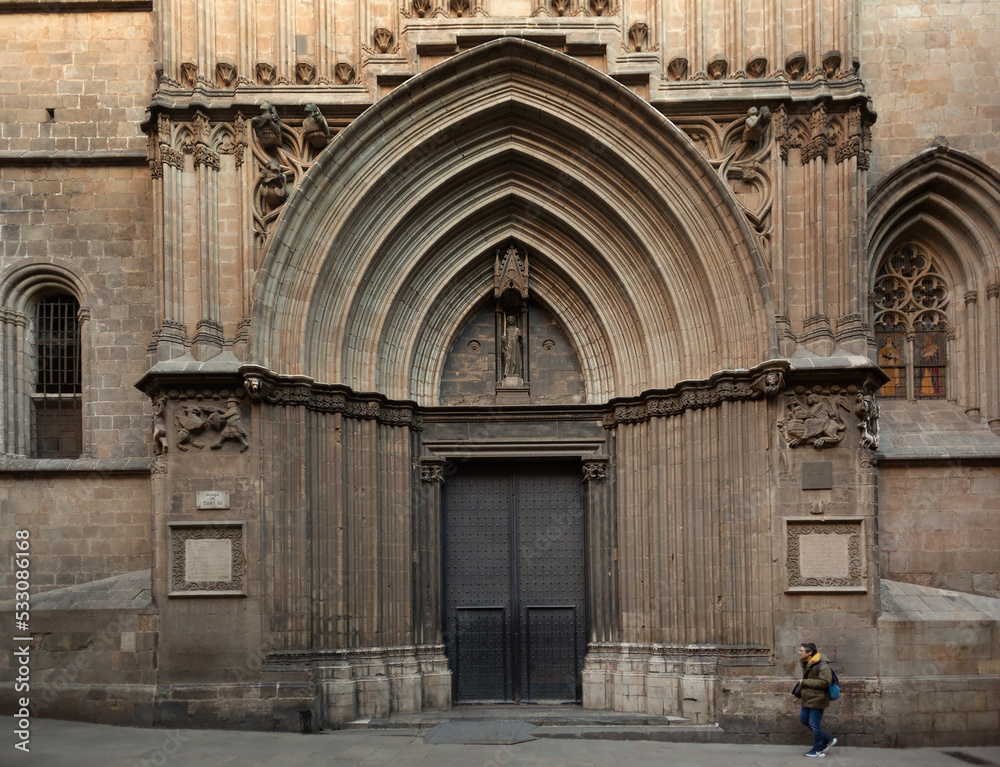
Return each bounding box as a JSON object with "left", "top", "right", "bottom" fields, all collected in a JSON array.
[{"left": 31, "top": 293, "right": 83, "bottom": 458}]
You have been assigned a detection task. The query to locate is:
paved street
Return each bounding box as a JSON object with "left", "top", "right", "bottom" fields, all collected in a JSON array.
[{"left": 2, "top": 718, "right": 998, "bottom": 767}]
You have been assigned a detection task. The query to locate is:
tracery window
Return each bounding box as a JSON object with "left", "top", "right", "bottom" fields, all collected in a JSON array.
[
  {"left": 872, "top": 243, "right": 949, "bottom": 400},
  {"left": 31, "top": 293, "right": 83, "bottom": 457}
]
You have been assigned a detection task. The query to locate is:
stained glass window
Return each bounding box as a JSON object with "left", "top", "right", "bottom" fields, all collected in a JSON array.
[{"left": 872, "top": 244, "right": 949, "bottom": 400}]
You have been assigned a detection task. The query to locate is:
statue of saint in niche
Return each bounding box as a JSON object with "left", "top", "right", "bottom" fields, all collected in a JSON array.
[{"left": 501, "top": 314, "right": 523, "bottom": 385}]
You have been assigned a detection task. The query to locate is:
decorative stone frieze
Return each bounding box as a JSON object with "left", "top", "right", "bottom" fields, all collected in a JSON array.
[
  {"left": 603, "top": 362, "right": 787, "bottom": 428},
  {"left": 241, "top": 366, "right": 423, "bottom": 430}
]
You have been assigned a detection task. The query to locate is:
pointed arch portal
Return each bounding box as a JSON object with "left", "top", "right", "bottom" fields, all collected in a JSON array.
[
  {"left": 253, "top": 38, "right": 775, "bottom": 404},
  {"left": 246, "top": 37, "right": 790, "bottom": 720}
]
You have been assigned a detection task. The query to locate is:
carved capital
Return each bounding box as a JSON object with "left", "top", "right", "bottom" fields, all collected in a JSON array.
[
  {"left": 965, "top": 290, "right": 978, "bottom": 305},
  {"left": 420, "top": 460, "right": 446, "bottom": 484},
  {"left": 162, "top": 146, "right": 184, "bottom": 170},
  {"left": 987, "top": 283, "right": 1000, "bottom": 299},
  {"left": 193, "top": 144, "right": 220, "bottom": 171},
  {"left": 582, "top": 459, "right": 608, "bottom": 482}
]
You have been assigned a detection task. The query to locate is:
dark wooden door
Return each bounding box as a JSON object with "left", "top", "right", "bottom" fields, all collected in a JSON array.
[{"left": 443, "top": 460, "right": 586, "bottom": 703}]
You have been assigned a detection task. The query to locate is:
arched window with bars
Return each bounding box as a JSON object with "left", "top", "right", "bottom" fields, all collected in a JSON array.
[
  {"left": 1, "top": 265, "right": 88, "bottom": 458},
  {"left": 872, "top": 243, "right": 950, "bottom": 400},
  {"left": 31, "top": 293, "right": 83, "bottom": 457}
]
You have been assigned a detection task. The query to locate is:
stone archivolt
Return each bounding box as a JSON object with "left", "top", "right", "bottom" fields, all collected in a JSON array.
[{"left": 253, "top": 39, "right": 774, "bottom": 404}]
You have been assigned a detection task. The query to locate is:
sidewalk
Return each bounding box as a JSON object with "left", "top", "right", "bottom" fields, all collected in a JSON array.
[{"left": 2, "top": 718, "right": 999, "bottom": 767}]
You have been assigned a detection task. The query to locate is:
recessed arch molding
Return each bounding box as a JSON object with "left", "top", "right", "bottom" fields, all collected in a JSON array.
[{"left": 252, "top": 37, "right": 777, "bottom": 405}]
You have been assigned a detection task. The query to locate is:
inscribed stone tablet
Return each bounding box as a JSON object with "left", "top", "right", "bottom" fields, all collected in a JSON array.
[
  {"left": 185, "top": 538, "right": 233, "bottom": 582},
  {"left": 802, "top": 462, "right": 833, "bottom": 490},
  {"left": 799, "top": 533, "right": 849, "bottom": 580}
]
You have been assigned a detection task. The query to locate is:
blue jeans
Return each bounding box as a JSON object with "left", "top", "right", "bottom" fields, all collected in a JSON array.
[{"left": 800, "top": 706, "right": 830, "bottom": 751}]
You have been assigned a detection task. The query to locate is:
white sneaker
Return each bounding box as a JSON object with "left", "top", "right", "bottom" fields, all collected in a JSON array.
[
  {"left": 822, "top": 737, "right": 838, "bottom": 753},
  {"left": 804, "top": 750, "right": 826, "bottom": 758}
]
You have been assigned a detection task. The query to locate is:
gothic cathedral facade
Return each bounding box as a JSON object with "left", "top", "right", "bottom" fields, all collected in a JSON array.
[{"left": 2, "top": 0, "right": 999, "bottom": 747}]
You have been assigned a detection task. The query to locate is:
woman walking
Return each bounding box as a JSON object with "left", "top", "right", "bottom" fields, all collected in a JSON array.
[{"left": 796, "top": 642, "right": 837, "bottom": 758}]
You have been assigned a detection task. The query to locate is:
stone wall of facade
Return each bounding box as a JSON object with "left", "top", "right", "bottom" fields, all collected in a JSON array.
[
  {"left": 0, "top": 10, "right": 151, "bottom": 153},
  {"left": 0, "top": 0, "right": 998, "bottom": 748},
  {"left": 878, "top": 463, "right": 1000, "bottom": 597},
  {"left": 861, "top": 0, "right": 1000, "bottom": 185},
  {"left": 0, "top": 472, "right": 151, "bottom": 591}
]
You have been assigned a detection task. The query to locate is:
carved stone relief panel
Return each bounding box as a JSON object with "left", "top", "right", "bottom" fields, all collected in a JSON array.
[
  {"left": 169, "top": 522, "right": 247, "bottom": 596},
  {"left": 785, "top": 519, "right": 865, "bottom": 592},
  {"left": 150, "top": 388, "right": 250, "bottom": 453},
  {"left": 778, "top": 392, "right": 848, "bottom": 448}
]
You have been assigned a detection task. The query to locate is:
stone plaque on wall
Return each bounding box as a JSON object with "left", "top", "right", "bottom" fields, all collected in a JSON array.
[
  {"left": 802, "top": 461, "right": 833, "bottom": 490},
  {"left": 785, "top": 519, "right": 865, "bottom": 592},
  {"left": 169, "top": 522, "right": 247, "bottom": 596}
]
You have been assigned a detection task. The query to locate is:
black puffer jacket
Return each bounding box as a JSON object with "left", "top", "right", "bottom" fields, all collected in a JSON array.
[{"left": 799, "top": 653, "right": 833, "bottom": 709}]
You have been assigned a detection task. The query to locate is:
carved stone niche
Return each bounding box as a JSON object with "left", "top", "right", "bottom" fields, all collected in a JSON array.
[
  {"left": 785, "top": 518, "right": 865, "bottom": 593},
  {"left": 169, "top": 522, "right": 247, "bottom": 597},
  {"left": 495, "top": 244, "right": 530, "bottom": 390},
  {"left": 589, "top": 0, "right": 609, "bottom": 16}
]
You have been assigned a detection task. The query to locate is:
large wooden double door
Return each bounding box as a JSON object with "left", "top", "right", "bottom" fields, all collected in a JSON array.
[{"left": 443, "top": 460, "right": 586, "bottom": 703}]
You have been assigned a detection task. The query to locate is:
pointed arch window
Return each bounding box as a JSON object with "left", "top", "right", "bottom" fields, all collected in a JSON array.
[
  {"left": 31, "top": 293, "right": 83, "bottom": 457},
  {"left": 873, "top": 243, "right": 949, "bottom": 400}
]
